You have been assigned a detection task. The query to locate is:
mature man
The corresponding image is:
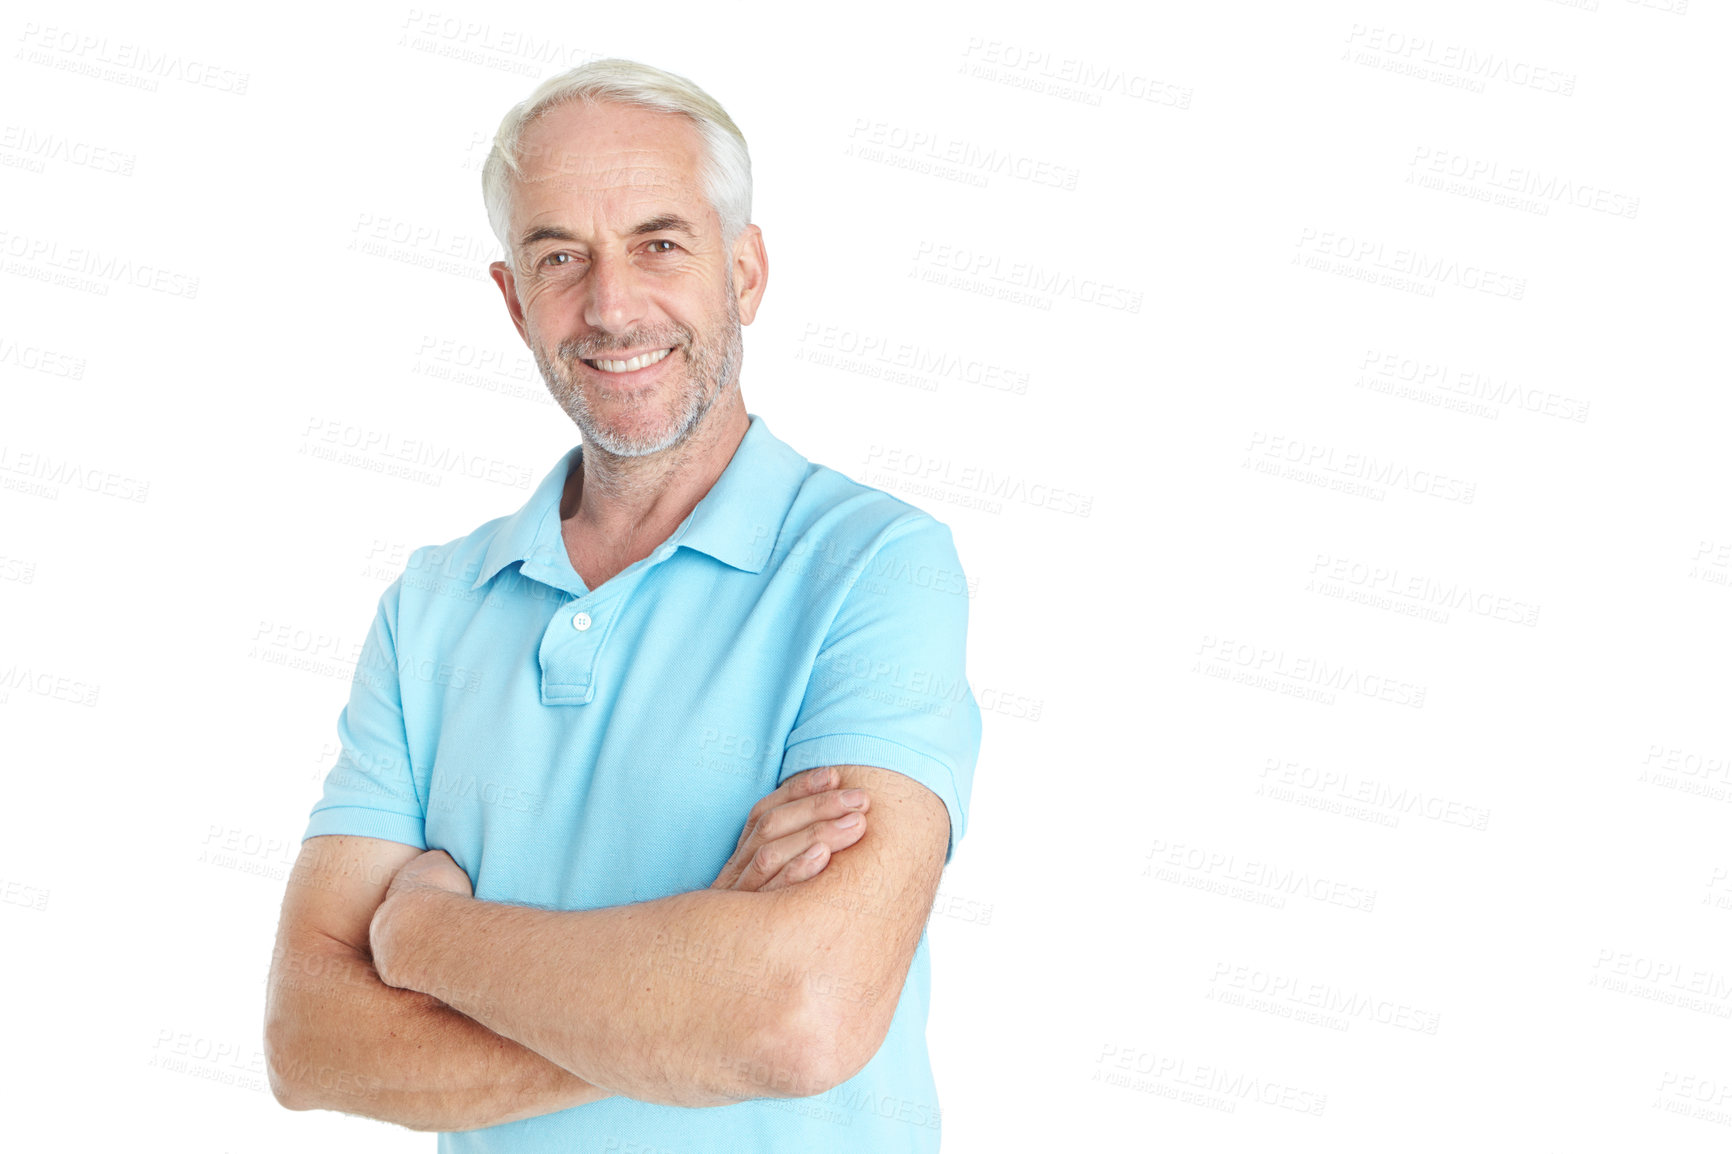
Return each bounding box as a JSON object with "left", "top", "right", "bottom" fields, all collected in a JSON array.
[{"left": 265, "top": 59, "right": 981, "bottom": 1152}]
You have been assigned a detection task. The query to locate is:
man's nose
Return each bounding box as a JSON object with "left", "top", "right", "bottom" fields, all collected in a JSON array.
[{"left": 582, "top": 253, "right": 648, "bottom": 334}]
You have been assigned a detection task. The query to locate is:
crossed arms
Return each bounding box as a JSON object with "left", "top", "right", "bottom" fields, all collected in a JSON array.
[{"left": 264, "top": 763, "right": 950, "bottom": 1131}]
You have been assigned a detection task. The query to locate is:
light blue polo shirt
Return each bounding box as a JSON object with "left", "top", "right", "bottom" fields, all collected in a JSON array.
[{"left": 305, "top": 413, "right": 981, "bottom": 1153}]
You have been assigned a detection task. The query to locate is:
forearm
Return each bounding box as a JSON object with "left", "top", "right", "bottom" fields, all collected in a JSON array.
[
  {"left": 266, "top": 938, "right": 612, "bottom": 1130},
  {"left": 375, "top": 886, "right": 830, "bottom": 1107}
]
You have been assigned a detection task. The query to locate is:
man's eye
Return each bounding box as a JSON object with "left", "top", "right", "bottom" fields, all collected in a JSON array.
[
  {"left": 646, "top": 239, "right": 678, "bottom": 254},
  {"left": 542, "top": 252, "right": 572, "bottom": 266}
]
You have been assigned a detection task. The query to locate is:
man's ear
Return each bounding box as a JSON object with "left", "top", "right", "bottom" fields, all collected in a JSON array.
[
  {"left": 730, "top": 224, "right": 768, "bottom": 325},
  {"left": 490, "top": 260, "right": 530, "bottom": 343}
]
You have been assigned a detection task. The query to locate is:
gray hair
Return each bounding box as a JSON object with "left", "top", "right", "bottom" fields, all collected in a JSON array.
[{"left": 481, "top": 58, "right": 752, "bottom": 254}]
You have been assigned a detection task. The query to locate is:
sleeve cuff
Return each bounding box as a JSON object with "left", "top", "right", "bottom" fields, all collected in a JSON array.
[
  {"left": 781, "top": 734, "right": 967, "bottom": 863},
  {"left": 303, "top": 805, "right": 427, "bottom": 850}
]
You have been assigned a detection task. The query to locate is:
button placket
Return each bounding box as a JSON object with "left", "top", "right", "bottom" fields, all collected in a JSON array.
[
  {"left": 536, "top": 546, "right": 675, "bottom": 706},
  {"left": 539, "top": 596, "right": 606, "bottom": 705}
]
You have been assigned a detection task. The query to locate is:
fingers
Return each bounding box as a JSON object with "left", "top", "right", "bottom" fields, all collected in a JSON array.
[
  {"left": 752, "top": 787, "right": 871, "bottom": 844},
  {"left": 733, "top": 811, "right": 868, "bottom": 893},
  {"left": 715, "top": 770, "right": 870, "bottom": 891},
  {"left": 760, "top": 842, "right": 829, "bottom": 892},
  {"left": 746, "top": 766, "right": 836, "bottom": 820},
  {"left": 735, "top": 767, "right": 839, "bottom": 851}
]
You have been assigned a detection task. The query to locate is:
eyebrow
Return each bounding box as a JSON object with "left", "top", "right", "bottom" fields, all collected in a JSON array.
[
  {"left": 518, "top": 224, "right": 580, "bottom": 248},
  {"left": 517, "top": 214, "right": 700, "bottom": 250},
  {"left": 628, "top": 213, "right": 698, "bottom": 238}
]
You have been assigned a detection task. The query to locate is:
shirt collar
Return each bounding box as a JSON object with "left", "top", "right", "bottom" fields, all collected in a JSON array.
[{"left": 469, "top": 413, "right": 809, "bottom": 591}]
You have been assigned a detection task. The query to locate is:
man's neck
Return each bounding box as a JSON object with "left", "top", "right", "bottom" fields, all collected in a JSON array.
[{"left": 558, "top": 396, "right": 750, "bottom": 584}]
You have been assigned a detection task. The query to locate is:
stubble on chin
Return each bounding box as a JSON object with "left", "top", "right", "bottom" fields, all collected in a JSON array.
[{"left": 533, "top": 297, "right": 743, "bottom": 459}]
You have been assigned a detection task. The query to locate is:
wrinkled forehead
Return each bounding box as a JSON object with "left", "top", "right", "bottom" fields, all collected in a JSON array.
[{"left": 509, "top": 101, "right": 711, "bottom": 232}]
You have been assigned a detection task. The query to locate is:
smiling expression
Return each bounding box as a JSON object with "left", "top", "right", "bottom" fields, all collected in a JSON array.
[{"left": 489, "top": 100, "right": 764, "bottom": 457}]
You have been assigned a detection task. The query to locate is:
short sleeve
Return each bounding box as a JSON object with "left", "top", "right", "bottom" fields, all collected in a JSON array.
[
  {"left": 303, "top": 576, "right": 427, "bottom": 848},
  {"left": 780, "top": 515, "right": 982, "bottom": 862}
]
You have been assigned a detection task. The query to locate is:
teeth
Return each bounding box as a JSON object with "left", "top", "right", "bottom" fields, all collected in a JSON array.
[{"left": 590, "top": 348, "right": 672, "bottom": 373}]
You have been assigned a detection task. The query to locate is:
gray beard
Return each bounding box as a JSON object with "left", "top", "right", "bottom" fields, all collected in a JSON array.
[{"left": 533, "top": 294, "right": 743, "bottom": 459}]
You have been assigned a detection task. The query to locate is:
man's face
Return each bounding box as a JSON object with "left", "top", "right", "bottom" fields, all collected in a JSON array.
[{"left": 490, "top": 100, "right": 764, "bottom": 458}]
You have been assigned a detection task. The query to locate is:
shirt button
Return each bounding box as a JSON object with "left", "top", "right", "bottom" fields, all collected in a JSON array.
[{"left": 571, "top": 611, "right": 592, "bottom": 631}]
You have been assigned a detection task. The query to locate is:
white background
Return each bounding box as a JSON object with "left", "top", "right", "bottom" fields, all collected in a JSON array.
[{"left": 3, "top": 0, "right": 1729, "bottom": 1149}]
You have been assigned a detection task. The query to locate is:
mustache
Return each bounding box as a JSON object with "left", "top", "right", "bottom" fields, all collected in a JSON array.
[{"left": 556, "top": 328, "right": 692, "bottom": 361}]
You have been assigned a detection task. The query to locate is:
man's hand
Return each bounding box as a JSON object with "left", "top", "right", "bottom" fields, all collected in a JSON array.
[
  {"left": 371, "top": 849, "right": 473, "bottom": 988},
  {"left": 387, "top": 848, "right": 475, "bottom": 902},
  {"left": 711, "top": 766, "right": 871, "bottom": 892}
]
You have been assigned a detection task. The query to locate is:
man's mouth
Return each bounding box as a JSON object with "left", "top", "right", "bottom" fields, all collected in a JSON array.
[{"left": 581, "top": 348, "right": 673, "bottom": 374}]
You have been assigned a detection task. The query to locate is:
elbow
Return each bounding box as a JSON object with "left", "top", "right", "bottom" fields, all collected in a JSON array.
[
  {"left": 262, "top": 1011, "right": 356, "bottom": 1116},
  {"left": 772, "top": 1041, "right": 857, "bottom": 1102},
  {"left": 263, "top": 1021, "right": 314, "bottom": 1112},
  {"left": 264, "top": 971, "right": 329, "bottom": 1113},
  {"left": 266, "top": 1025, "right": 419, "bottom": 1124},
  {"left": 266, "top": 1020, "right": 413, "bottom": 1122},
  {"left": 268, "top": 1076, "right": 313, "bottom": 1114},
  {"left": 750, "top": 983, "right": 888, "bottom": 1100}
]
